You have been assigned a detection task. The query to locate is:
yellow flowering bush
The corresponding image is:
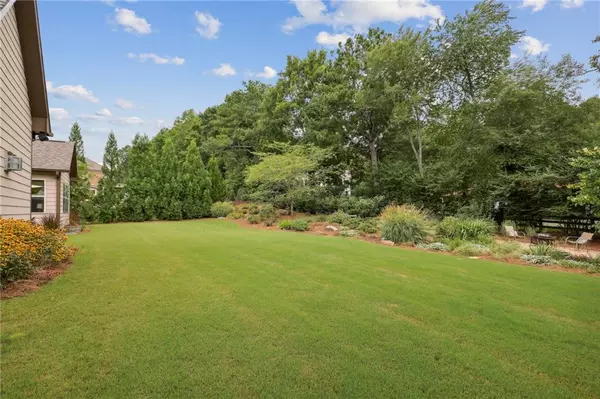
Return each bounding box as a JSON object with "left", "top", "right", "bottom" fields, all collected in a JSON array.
[{"left": 0, "top": 218, "right": 74, "bottom": 287}]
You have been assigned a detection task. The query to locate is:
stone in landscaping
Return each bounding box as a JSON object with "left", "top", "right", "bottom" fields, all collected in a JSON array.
[
  {"left": 381, "top": 239, "right": 395, "bottom": 246},
  {"left": 325, "top": 225, "right": 338, "bottom": 232}
]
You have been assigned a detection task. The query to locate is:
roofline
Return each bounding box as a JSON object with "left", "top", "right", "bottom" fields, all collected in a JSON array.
[
  {"left": 32, "top": 168, "right": 71, "bottom": 173},
  {"left": 14, "top": 0, "right": 52, "bottom": 136}
]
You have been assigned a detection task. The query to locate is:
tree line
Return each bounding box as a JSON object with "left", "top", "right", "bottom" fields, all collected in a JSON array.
[{"left": 72, "top": 0, "right": 600, "bottom": 224}]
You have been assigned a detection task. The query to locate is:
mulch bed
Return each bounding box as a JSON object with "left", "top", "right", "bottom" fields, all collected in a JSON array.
[{"left": 1, "top": 260, "right": 73, "bottom": 300}]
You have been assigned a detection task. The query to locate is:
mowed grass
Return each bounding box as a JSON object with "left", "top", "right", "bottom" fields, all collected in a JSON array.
[{"left": 1, "top": 221, "right": 599, "bottom": 398}]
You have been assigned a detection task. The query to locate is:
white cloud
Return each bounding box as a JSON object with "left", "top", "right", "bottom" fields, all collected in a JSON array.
[
  {"left": 127, "top": 52, "right": 185, "bottom": 65},
  {"left": 115, "top": 8, "right": 151, "bottom": 35},
  {"left": 561, "top": 0, "right": 584, "bottom": 8},
  {"left": 316, "top": 31, "right": 350, "bottom": 46},
  {"left": 195, "top": 11, "right": 222, "bottom": 39},
  {"left": 256, "top": 66, "right": 277, "bottom": 79},
  {"left": 282, "top": 0, "right": 443, "bottom": 34},
  {"left": 521, "top": 0, "right": 548, "bottom": 12},
  {"left": 46, "top": 81, "right": 99, "bottom": 103},
  {"left": 519, "top": 36, "right": 550, "bottom": 55},
  {"left": 50, "top": 107, "right": 69, "bottom": 121},
  {"left": 118, "top": 116, "right": 144, "bottom": 125},
  {"left": 115, "top": 98, "right": 134, "bottom": 109},
  {"left": 212, "top": 63, "right": 236, "bottom": 77},
  {"left": 96, "top": 108, "right": 112, "bottom": 117}
]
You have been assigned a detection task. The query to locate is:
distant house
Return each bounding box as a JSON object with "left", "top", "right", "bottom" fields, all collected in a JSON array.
[
  {"left": 31, "top": 141, "right": 77, "bottom": 227},
  {"left": 1, "top": 0, "right": 52, "bottom": 221},
  {"left": 86, "top": 158, "right": 103, "bottom": 195}
]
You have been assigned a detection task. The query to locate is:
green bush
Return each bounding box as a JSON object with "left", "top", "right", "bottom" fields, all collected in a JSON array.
[
  {"left": 211, "top": 202, "right": 234, "bottom": 218},
  {"left": 436, "top": 217, "right": 497, "bottom": 242},
  {"left": 247, "top": 215, "right": 261, "bottom": 224},
  {"left": 259, "top": 204, "right": 277, "bottom": 221},
  {"left": 248, "top": 204, "right": 260, "bottom": 215},
  {"left": 279, "top": 219, "right": 309, "bottom": 231},
  {"left": 314, "top": 214, "right": 328, "bottom": 222},
  {"left": 454, "top": 243, "right": 492, "bottom": 257},
  {"left": 227, "top": 211, "right": 244, "bottom": 219},
  {"left": 328, "top": 211, "right": 351, "bottom": 224},
  {"left": 343, "top": 216, "right": 361, "bottom": 229},
  {"left": 358, "top": 219, "right": 378, "bottom": 234},
  {"left": 491, "top": 241, "right": 523, "bottom": 259},
  {"left": 340, "top": 228, "right": 359, "bottom": 237},
  {"left": 338, "top": 196, "right": 386, "bottom": 218},
  {"left": 520, "top": 255, "right": 556, "bottom": 265},
  {"left": 263, "top": 218, "right": 276, "bottom": 227},
  {"left": 379, "top": 205, "right": 429, "bottom": 244}
]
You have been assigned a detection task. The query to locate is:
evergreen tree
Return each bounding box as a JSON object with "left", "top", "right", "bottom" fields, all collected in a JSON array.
[
  {"left": 156, "top": 138, "right": 183, "bottom": 220},
  {"left": 67, "top": 122, "right": 91, "bottom": 221},
  {"left": 181, "top": 140, "right": 209, "bottom": 219},
  {"left": 95, "top": 132, "right": 122, "bottom": 223},
  {"left": 122, "top": 134, "right": 155, "bottom": 221},
  {"left": 208, "top": 156, "right": 227, "bottom": 202}
]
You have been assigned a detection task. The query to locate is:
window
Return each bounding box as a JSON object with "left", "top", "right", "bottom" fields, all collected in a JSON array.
[
  {"left": 31, "top": 180, "right": 45, "bottom": 212},
  {"left": 62, "top": 183, "right": 70, "bottom": 213}
]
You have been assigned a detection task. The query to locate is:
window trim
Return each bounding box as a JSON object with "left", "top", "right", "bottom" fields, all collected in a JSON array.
[
  {"left": 62, "top": 182, "right": 70, "bottom": 214},
  {"left": 31, "top": 179, "right": 46, "bottom": 213}
]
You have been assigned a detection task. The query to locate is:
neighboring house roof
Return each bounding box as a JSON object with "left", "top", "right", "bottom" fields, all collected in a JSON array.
[
  {"left": 86, "top": 158, "right": 103, "bottom": 172},
  {"left": 1, "top": 0, "right": 52, "bottom": 136},
  {"left": 32, "top": 140, "right": 77, "bottom": 177}
]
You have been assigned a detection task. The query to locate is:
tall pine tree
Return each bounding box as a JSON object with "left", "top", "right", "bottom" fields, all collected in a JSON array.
[
  {"left": 68, "top": 122, "right": 91, "bottom": 221},
  {"left": 95, "top": 132, "right": 122, "bottom": 223},
  {"left": 208, "top": 156, "right": 227, "bottom": 202},
  {"left": 181, "top": 140, "right": 210, "bottom": 219}
]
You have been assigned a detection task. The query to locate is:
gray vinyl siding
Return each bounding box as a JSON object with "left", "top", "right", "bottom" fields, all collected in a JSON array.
[{"left": 0, "top": 5, "right": 33, "bottom": 220}]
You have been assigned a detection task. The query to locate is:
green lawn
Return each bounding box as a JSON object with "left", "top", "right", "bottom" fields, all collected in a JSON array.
[{"left": 1, "top": 220, "right": 599, "bottom": 398}]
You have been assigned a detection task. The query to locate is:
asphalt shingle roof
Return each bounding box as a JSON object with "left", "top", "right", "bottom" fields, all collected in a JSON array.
[{"left": 32, "top": 140, "right": 76, "bottom": 176}]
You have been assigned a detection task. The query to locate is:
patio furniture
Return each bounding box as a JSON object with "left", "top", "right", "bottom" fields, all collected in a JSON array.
[
  {"left": 530, "top": 233, "right": 556, "bottom": 246},
  {"left": 565, "top": 232, "right": 594, "bottom": 250},
  {"left": 504, "top": 226, "right": 525, "bottom": 240}
]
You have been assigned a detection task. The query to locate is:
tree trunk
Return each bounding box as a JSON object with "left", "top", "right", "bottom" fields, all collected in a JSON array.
[{"left": 369, "top": 140, "right": 378, "bottom": 172}]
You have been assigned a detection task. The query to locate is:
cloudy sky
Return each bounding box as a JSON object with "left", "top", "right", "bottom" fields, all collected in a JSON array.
[{"left": 39, "top": 0, "right": 599, "bottom": 161}]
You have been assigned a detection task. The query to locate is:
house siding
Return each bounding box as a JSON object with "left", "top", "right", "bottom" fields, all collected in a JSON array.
[
  {"left": 0, "top": 4, "right": 32, "bottom": 220},
  {"left": 31, "top": 171, "right": 70, "bottom": 227}
]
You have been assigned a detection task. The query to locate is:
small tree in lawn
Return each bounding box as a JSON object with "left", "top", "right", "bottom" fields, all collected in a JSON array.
[
  {"left": 570, "top": 147, "right": 600, "bottom": 217},
  {"left": 245, "top": 144, "right": 328, "bottom": 215}
]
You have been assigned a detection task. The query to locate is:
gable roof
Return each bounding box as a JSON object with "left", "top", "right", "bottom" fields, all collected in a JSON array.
[
  {"left": 32, "top": 141, "right": 77, "bottom": 177},
  {"left": 86, "top": 158, "right": 103, "bottom": 172}
]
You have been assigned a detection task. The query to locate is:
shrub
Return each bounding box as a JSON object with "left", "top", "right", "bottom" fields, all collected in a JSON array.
[
  {"left": 454, "top": 243, "right": 492, "bottom": 257},
  {"left": 259, "top": 204, "right": 277, "bottom": 221},
  {"left": 279, "top": 220, "right": 309, "bottom": 231},
  {"left": 358, "top": 219, "right": 378, "bottom": 234},
  {"left": 520, "top": 255, "right": 556, "bottom": 265},
  {"left": 436, "top": 217, "right": 497, "bottom": 242},
  {"left": 379, "top": 205, "right": 429, "bottom": 244},
  {"left": 263, "top": 218, "right": 276, "bottom": 227},
  {"left": 328, "top": 211, "right": 351, "bottom": 224},
  {"left": 315, "top": 214, "right": 328, "bottom": 222},
  {"left": 40, "top": 214, "right": 60, "bottom": 230},
  {"left": 248, "top": 204, "right": 260, "bottom": 215},
  {"left": 0, "top": 219, "right": 73, "bottom": 287},
  {"left": 339, "top": 228, "right": 359, "bottom": 237},
  {"left": 247, "top": 215, "right": 261, "bottom": 224},
  {"left": 338, "top": 196, "right": 386, "bottom": 218},
  {"left": 525, "top": 245, "right": 569, "bottom": 260},
  {"left": 343, "top": 216, "right": 361, "bottom": 229},
  {"left": 211, "top": 202, "right": 234, "bottom": 218},
  {"left": 227, "top": 211, "right": 244, "bottom": 219},
  {"left": 416, "top": 242, "right": 449, "bottom": 252}
]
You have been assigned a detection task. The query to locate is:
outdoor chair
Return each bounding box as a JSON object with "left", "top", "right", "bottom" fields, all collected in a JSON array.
[
  {"left": 504, "top": 226, "right": 525, "bottom": 240},
  {"left": 564, "top": 232, "right": 594, "bottom": 250}
]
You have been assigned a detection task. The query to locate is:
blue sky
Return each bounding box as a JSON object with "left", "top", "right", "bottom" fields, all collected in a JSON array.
[{"left": 38, "top": 0, "right": 599, "bottom": 161}]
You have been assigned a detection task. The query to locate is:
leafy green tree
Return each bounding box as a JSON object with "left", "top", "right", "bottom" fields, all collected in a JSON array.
[
  {"left": 246, "top": 144, "right": 329, "bottom": 214},
  {"left": 95, "top": 132, "right": 122, "bottom": 223},
  {"left": 156, "top": 138, "right": 183, "bottom": 220},
  {"left": 208, "top": 156, "right": 227, "bottom": 202},
  {"left": 570, "top": 147, "right": 600, "bottom": 211},
  {"left": 122, "top": 134, "right": 156, "bottom": 221}
]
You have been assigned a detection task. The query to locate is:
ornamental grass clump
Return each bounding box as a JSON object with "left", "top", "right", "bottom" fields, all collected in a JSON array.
[
  {"left": 211, "top": 202, "right": 234, "bottom": 218},
  {"left": 379, "top": 205, "right": 429, "bottom": 244},
  {"left": 436, "top": 217, "right": 497, "bottom": 242},
  {"left": 0, "top": 218, "right": 74, "bottom": 287}
]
